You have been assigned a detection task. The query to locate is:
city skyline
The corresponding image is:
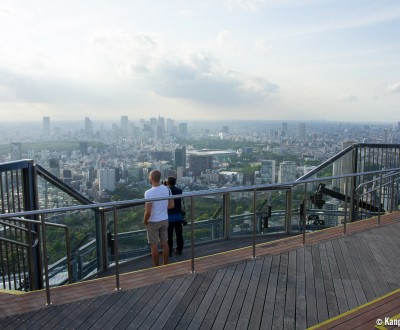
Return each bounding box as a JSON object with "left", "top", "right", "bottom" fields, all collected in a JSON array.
[{"left": 0, "top": 1, "right": 399, "bottom": 122}]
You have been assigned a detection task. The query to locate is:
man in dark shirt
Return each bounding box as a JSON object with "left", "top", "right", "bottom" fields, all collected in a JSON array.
[{"left": 166, "top": 176, "right": 184, "bottom": 256}]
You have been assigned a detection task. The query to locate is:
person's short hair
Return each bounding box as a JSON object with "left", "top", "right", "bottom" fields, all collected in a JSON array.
[
  {"left": 167, "top": 176, "right": 176, "bottom": 186},
  {"left": 149, "top": 170, "right": 161, "bottom": 183}
]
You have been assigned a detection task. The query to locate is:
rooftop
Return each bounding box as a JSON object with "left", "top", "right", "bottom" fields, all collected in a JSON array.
[{"left": 1, "top": 212, "right": 399, "bottom": 329}]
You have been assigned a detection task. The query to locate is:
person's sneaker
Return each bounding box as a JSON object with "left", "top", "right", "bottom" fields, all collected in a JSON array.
[{"left": 175, "top": 249, "right": 182, "bottom": 255}]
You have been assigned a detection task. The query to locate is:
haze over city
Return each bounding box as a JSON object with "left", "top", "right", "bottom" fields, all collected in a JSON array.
[{"left": 0, "top": 0, "right": 399, "bottom": 123}]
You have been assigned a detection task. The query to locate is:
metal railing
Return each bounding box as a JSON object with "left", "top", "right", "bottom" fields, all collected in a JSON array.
[
  {"left": 1, "top": 143, "right": 400, "bottom": 305},
  {"left": 0, "top": 166, "right": 399, "bottom": 305}
]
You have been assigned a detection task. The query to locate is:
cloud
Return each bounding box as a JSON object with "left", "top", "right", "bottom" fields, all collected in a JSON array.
[
  {"left": 151, "top": 56, "right": 278, "bottom": 106},
  {"left": 387, "top": 82, "right": 400, "bottom": 93},
  {"left": 338, "top": 95, "right": 357, "bottom": 102},
  {"left": 223, "top": 0, "right": 266, "bottom": 12}
]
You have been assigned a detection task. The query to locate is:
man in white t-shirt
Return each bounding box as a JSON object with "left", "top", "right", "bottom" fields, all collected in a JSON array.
[{"left": 144, "top": 170, "right": 174, "bottom": 267}]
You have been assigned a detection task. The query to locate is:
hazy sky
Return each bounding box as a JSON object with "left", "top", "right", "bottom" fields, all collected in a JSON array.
[{"left": 1, "top": 0, "right": 399, "bottom": 122}]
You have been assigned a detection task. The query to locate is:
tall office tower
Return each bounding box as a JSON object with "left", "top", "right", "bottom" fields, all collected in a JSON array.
[
  {"left": 157, "top": 116, "right": 165, "bottom": 132},
  {"left": 121, "top": 116, "right": 129, "bottom": 136},
  {"left": 80, "top": 141, "right": 88, "bottom": 155},
  {"left": 178, "top": 123, "right": 188, "bottom": 137},
  {"left": 397, "top": 122, "right": 400, "bottom": 131},
  {"left": 11, "top": 143, "right": 22, "bottom": 161},
  {"left": 222, "top": 126, "right": 229, "bottom": 134},
  {"left": 61, "top": 169, "right": 73, "bottom": 186},
  {"left": 166, "top": 118, "right": 174, "bottom": 134},
  {"left": 43, "top": 116, "right": 50, "bottom": 139},
  {"left": 84, "top": 117, "right": 93, "bottom": 138},
  {"left": 299, "top": 123, "right": 306, "bottom": 141},
  {"left": 98, "top": 169, "right": 116, "bottom": 192},
  {"left": 189, "top": 154, "right": 212, "bottom": 177},
  {"left": 278, "top": 161, "right": 297, "bottom": 183},
  {"left": 282, "top": 122, "right": 288, "bottom": 132},
  {"left": 383, "top": 129, "right": 388, "bottom": 143},
  {"left": 149, "top": 117, "right": 157, "bottom": 138},
  {"left": 49, "top": 158, "right": 60, "bottom": 177},
  {"left": 260, "top": 160, "right": 276, "bottom": 184},
  {"left": 174, "top": 146, "right": 187, "bottom": 176}
]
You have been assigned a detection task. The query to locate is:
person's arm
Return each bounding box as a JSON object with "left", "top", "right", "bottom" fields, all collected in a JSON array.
[
  {"left": 143, "top": 202, "right": 152, "bottom": 225},
  {"left": 168, "top": 198, "right": 174, "bottom": 209}
]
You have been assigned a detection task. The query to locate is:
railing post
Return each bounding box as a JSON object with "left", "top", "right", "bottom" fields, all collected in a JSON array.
[
  {"left": 22, "top": 161, "right": 42, "bottom": 290},
  {"left": 285, "top": 189, "right": 292, "bottom": 234},
  {"left": 223, "top": 193, "right": 231, "bottom": 240},
  {"left": 40, "top": 214, "right": 51, "bottom": 306},
  {"left": 95, "top": 209, "right": 105, "bottom": 273},
  {"left": 378, "top": 172, "right": 383, "bottom": 226},
  {"left": 99, "top": 210, "right": 108, "bottom": 271},
  {"left": 344, "top": 177, "right": 348, "bottom": 235},
  {"left": 302, "top": 183, "right": 307, "bottom": 245},
  {"left": 350, "top": 148, "right": 358, "bottom": 222},
  {"left": 113, "top": 206, "right": 121, "bottom": 290},
  {"left": 190, "top": 196, "right": 195, "bottom": 273},
  {"left": 252, "top": 189, "right": 257, "bottom": 259}
]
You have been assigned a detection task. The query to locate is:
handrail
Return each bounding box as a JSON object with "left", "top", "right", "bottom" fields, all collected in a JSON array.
[
  {"left": 1, "top": 167, "right": 399, "bottom": 220},
  {"left": 297, "top": 143, "right": 400, "bottom": 181}
]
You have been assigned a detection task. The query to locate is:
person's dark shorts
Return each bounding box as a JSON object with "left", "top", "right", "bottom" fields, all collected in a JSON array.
[{"left": 147, "top": 220, "right": 168, "bottom": 244}]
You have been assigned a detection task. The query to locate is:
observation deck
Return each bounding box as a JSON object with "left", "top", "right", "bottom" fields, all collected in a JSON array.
[{"left": 1, "top": 143, "right": 400, "bottom": 329}]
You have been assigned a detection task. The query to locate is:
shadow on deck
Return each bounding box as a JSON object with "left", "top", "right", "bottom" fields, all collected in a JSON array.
[{"left": 1, "top": 212, "right": 400, "bottom": 329}]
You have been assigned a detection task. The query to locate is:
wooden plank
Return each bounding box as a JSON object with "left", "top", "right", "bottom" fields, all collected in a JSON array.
[
  {"left": 188, "top": 268, "right": 227, "bottom": 330},
  {"left": 198, "top": 265, "right": 236, "bottom": 329},
  {"left": 351, "top": 235, "right": 385, "bottom": 298},
  {"left": 112, "top": 283, "right": 166, "bottom": 329},
  {"left": 236, "top": 258, "right": 264, "bottom": 329},
  {"left": 283, "top": 249, "right": 297, "bottom": 330},
  {"left": 142, "top": 275, "right": 195, "bottom": 329},
  {"left": 247, "top": 256, "right": 273, "bottom": 330},
  {"left": 295, "top": 247, "right": 306, "bottom": 330},
  {"left": 336, "top": 238, "right": 367, "bottom": 307},
  {"left": 124, "top": 279, "right": 176, "bottom": 329},
  {"left": 331, "top": 239, "right": 358, "bottom": 310},
  {"left": 223, "top": 260, "right": 255, "bottom": 329},
  {"left": 271, "top": 252, "right": 288, "bottom": 330},
  {"left": 325, "top": 240, "right": 349, "bottom": 315},
  {"left": 68, "top": 293, "right": 114, "bottom": 329},
  {"left": 260, "top": 254, "right": 280, "bottom": 329},
  {"left": 35, "top": 301, "right": 85, "bottom": 329},
  {"left": 89, "top": 290, "right": 136, "bottom": 330},
  {"left": 343, "top": 238, "right": 376, "bottom": 303},
  {"left": 312, "top": 244, "right": 329, "bottom": 323},
  {"left": 210, "top": 262, "right": 246, "bottom": 329},
  {"left": 304, "top": 245, "right": 318, "bottom": 327},
  {"left": 171, "top": 270, "right": 217, "bottom": 330},
  {"left": 318, "top": 242, "right": 339, "bottom": 319}
]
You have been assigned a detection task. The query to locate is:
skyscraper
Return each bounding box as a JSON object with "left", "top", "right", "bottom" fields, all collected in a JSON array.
[
  {"left": 43, "top": 116, "right": 50, "bottom": 139},
  {"left": 84, "top": 117, "right": 93, "bottom": 138},
  {"left": 121, "top": 116, "right": 129, "bottom": 136},
  {"left": 299, "top": 123, "right": 306, "bottom": 141},
  {"left": 98, "top": 169, "right": 116, "bottom": 192},
  {"left": 260, "top": 160, "right": 276, "bottom": 184},
  {"left": 278, "top": 161, "right": 297, "bottom": 183},
  {"left": 178, "top": 123, "right": 188, "bottom": 137},
  {"left": 174, "top": 146, "right": 186, "bottom": 177}
]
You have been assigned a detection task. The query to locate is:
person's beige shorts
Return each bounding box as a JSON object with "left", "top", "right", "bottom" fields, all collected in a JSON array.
[{"left": 147, "top": 220, "right": 168, "bottom": 244}]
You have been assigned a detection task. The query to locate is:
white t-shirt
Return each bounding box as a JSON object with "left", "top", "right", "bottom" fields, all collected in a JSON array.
[{"left": 144, "top": 185, "right": 170, "bottom": 222}]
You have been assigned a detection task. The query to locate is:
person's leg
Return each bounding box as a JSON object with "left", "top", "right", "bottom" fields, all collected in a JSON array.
[
  {"left": 147, "top": 222, "right": 160, "bottom": 267},
  {"left": 175, "top": 221, "right": 184, "bottom": 253},
  {"left": 167, "top": 222, "right": 174, "bottom": 256},
  {"left": 159, "top": 220, "right": 169, "bottom": 265},
  {"left": 150, "top": 243, "right": 159, "bottom": 267}
]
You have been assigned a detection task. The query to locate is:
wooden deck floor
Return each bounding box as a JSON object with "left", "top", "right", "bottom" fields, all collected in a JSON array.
[{"left": 1, "top": 213, "right": 400, "bottom": 329}]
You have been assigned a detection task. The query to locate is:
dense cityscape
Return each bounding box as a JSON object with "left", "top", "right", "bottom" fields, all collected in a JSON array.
[{"left": 1, "top": 117, "right": 400, "bottom": 207}]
